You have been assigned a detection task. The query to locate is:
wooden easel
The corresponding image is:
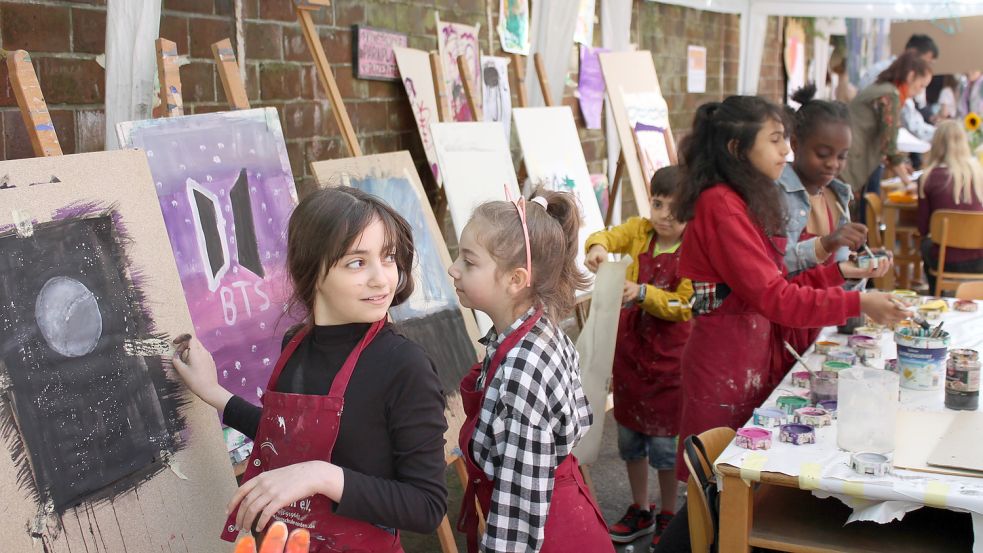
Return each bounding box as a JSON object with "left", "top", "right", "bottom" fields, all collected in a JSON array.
[
  {"left": 294, "top": 0, "right": 361, "bottom": 157},
  {"left": 156, "top": 38, "right": 184, "bottom": 117},
  {"left": 211, "top": 38, "right": 250, "bottom": 110},
  {"left": 5, "top": 49, "right": 62, "bottom": 156}
]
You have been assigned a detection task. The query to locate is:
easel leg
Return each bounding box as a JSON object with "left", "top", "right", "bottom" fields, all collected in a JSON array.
[
  {"left": 605, "top": 152, "right": 626, "bottom": 227},
  {"left": 436, "top": 516, "right": 459, "bottom": 553}
]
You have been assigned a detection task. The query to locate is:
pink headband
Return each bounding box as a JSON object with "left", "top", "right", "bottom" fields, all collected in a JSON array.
[{"left": 504, "top": 185, "right": 532, "bottom": 288}]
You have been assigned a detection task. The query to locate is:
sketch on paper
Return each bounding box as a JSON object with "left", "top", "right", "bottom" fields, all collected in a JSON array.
[
  {"left": 578, "top": 46, "right": 608, "bottom": 130},
  {"left": 498, "top": 0, "right": 530, "bottom": 54},
  {"left": 0, "top": 207, "right": 188, "bottom": 514},
  {"left": 573, "top": 0, "right": 596, "bottom": 46},
  {"left": 118, "top": 108, "right": 300, "bottom": 459},
  {"left": 394, "top": 47, "right": 442, "bottom": 186},
  {"left": 481, "top": 56, "right": 512, "bottom": 142},
  {"left": 436, "top": 18, "right": 480, "bottom": 122}
]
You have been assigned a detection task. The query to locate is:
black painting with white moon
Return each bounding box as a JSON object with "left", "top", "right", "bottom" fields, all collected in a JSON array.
[{"left": 0, "top": 210, "right": 187, "bottom": 514}]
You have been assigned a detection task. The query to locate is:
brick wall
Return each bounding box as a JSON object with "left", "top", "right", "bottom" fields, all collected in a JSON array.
[{"left": 0, "top": 0, "right": 761, "bottom": 209}]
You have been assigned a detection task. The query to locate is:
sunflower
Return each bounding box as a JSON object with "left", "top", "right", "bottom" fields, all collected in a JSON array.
[{"left": 966, "top": 112, "right": 981, "bottom": 132}]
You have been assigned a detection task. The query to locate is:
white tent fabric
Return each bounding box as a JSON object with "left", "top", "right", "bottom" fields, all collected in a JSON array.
[
  {"left": 525, "top": 0, "right": 580, "bottom": 107},
  {"left": 601, "top": 0, "right": 633, "bottom": 225},
  {"left": 104, "top": 0, "right": 162, "bottom": 150}
]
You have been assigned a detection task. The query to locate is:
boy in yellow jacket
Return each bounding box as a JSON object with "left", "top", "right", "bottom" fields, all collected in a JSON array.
[{"left": 585, "top": 166, "right": 692, "bottom": 548}]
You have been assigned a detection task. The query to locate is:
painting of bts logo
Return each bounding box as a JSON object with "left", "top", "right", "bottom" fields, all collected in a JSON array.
[{"left": 118, "top": 108, "right": 299, "bottom": 419}]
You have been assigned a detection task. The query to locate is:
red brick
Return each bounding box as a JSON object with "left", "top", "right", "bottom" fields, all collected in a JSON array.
[
  {"left": 62, "top": 0, "right": 106, "bottom": 5},
  {"left": 36, "top": 57, "right": 104, "bottom": 104},
  {"left": 162, "top": 0, "right": 212, "bottom": 14},
  {"left": 330, "top": 64, "right": 355, "bottom": 99},
  {"left": 160, "top": 15, "right": 190, "bottom": 54},
  {"left": 283, "top": 26, "right": 310, "bottom": 63},
  {"left": 192, "top": 103, "right": 227, "bottom": 115},
  {"left": 281, "top": 102, "right": 318, "bottom": 139},
  {"left": 334, "top": 0, "right": 366, "bottom": 26},
  {"left": 242, "top": 0, "right": 259, "bottom": 19},
  {"left": 246, "top": 21, "right": 284, "bottom": 60},
  {"left": 245, "top": 63, "right": 261, "bottom": 103},
  {"left": 182, "top": 62, "right": 217, "bottom": 103},
  {"left": 76, "top": 109, "right": 105, "bottom": 153},
  {"left": 72, "top": 8, "right": 106, "bottom": 54},
  {"left": 0, "top": 62, "right": 16, "bottom": 108},
  {"left": 260, "top": 0, "right": 296, "bottom": 22},
  {"left": 189, "top": 16, "right": 234, "bottom": 58},
  {"left": 1, "top": 3, "right": 71, "bottom": 52},
  {"left": 318, "top": 28, "right": 352, "bottom": 65},
  {"left": 0, "top": 113, "right": 5, "bottom": 158},
  {"left": 260, "top": 63, "right": 311, "bottom": 101},
  {"left": 2, "top": 108, "right": 75, "bottom": 159},
  {"left": 348, "top": 100, "right": 388, "bottom": 134},
  {"left": 215, "top": 0, "right": 234, "bottom": 16},
  {"left": 285, "top": 140, "right": 306, "bottom": 182},
  {"left": 387, "top": 99, "right": 414, "bottom": 133}
]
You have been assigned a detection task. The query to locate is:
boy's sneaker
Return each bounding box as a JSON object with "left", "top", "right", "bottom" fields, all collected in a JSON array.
[
  {"left": 648, "top": 512, "right": 674, "bottom": 550},
  {"left": 608, "top": 503, "right": 655, "bottom": 543}
]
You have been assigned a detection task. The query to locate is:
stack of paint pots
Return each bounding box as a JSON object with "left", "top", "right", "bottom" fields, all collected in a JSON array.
[{"left": 945, "top": 349, "right": 980, "bottom": 411}]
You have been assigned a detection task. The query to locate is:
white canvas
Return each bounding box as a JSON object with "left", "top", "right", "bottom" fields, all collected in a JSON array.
[
  {"left": 512, "top": 106, "right": 605, "bottom": 278},
  {"left": 393, "top": 47, "right": 443, "bottom": 187}
]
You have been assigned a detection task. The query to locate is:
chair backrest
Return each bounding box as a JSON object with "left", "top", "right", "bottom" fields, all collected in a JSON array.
[
  {"left": 929, "top": 210, "right": 983, "bottom": 249},
  {"left": 865, "top": 192, "right": 884, "bottom": 249},
  {"left": 684, "top": 427, "right": 736, "bottom": 553},
  {"left": 956, "top": 281, "right": 983, "bottom": 300}
]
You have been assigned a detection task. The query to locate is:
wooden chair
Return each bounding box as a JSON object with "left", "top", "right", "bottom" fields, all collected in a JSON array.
[
  {"left": 867, "top": 192, "right": 922, "bottom": 289},
  {"left": 927, "top": 210, "right": 983, "bottom": 296},
  {"left": 956, "top": 281, "right": 983, "bottom": 300},
  {"left": 683, "top": 427, "right": 735, "bottom": 552}
]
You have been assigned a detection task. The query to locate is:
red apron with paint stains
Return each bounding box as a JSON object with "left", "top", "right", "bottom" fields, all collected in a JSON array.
[
  {"left": 456, "top": 308, "right": 613, "bottom": 553},
  {"left": 612, "top": 239, "right": 692, "bottom": 437},
  {"left": 221, "top": 319, "right": 403, "bottom": 553},
  {"left": 674, "top": 238, "right": 790, "bottom": 481}
]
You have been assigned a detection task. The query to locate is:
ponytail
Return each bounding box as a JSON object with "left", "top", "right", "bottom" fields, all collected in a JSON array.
[{"left": 789, "top": 84, "right": 850, "bottom": 143}]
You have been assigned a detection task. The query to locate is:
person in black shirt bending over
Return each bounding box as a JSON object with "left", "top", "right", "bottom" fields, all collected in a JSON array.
[{"left": 172, "top": 186, "right": 448, "bottom": 552}]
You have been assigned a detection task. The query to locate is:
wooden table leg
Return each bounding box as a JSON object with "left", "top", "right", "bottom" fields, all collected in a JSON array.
[
  {"left": 883, "top": 204, "right": 898, "bottom": 290},
  {"left": 717, "top": 474, "right": 753, "bottom": 553}
]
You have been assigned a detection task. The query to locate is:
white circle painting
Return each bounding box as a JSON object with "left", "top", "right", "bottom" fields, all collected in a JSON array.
[{"left": 34, "top": 276, "right": 103, "bottom": 357}]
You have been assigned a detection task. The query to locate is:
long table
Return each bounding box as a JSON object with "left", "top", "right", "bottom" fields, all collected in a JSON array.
[{"left": 713, "top": 301, "right": 983, "bottom": 552}]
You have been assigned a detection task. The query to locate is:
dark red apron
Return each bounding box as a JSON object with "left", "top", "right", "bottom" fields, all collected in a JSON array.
[
  {"left": 675, "top": 237, "right": 790, "bottom": 481},
  {"left": 612, "top": 237, "right": 692, "bottom": 437},
  {"left": 221, "top": 319, "right": 403, "bottom": 553},
  {"left": 456, "top": 308, "right": 613, "bottom": 553}
]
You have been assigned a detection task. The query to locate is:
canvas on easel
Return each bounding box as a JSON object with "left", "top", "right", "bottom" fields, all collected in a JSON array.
[
  {"left": 435, "top": 16, "right": 481, "bottom": 122},
  {"left": 394, "top": 47, "right": 443, "bottom": 186},
  {"left": 309, "top": 152, "right": 481, "bottom": 458},
  {"left": 0, "top": 150, "right": 236, "bottom": 552}
]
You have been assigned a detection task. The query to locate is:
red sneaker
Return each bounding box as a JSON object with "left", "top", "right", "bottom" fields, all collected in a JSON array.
[
  {"left": 649, "top": 512, "right": 674, "bottom": 549},
  {"left": 608, "top": 504, "right": 655, "bottom": 543}
]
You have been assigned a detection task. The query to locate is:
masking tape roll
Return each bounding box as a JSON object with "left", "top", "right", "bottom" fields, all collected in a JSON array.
[
  {"left": 842, "top": 480, "right": 865, "bottom": 498},
  {"left": 924, "top": 481, "right": 950, "bottom": 508},
  {"left": 799, "top": 462, "right": 822, "bottom": 490},
  {"left": 739, "top": 452, "right": 768, "bottom": 483}
]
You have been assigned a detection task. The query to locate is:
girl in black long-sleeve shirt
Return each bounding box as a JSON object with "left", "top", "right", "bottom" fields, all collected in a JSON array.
[{"left": 172, "top": 186, "right": 447, "bottom": 550}]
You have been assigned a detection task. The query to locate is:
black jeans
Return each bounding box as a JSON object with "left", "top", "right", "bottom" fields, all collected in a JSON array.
[{"left": 921, "top": 238, "right": 983, "bottom": 294}]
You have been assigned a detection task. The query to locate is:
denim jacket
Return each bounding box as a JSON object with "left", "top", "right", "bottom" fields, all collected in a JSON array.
[{"left": 778, "top": 165, "right": 853, "bottom": 275}]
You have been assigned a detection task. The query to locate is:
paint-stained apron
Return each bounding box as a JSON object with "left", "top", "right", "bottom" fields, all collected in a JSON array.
[
  {"left": 674, "top": 237, "right": 790, "bottom": 481},
  {"left": 221, "top": 319, "right": 403, "bottom": 553},
  {"left": 612, "top": 240, "right": 692, "bottom": 437},
  {"left": 456, "top": 308, "right": 613, "bottom": 553}
]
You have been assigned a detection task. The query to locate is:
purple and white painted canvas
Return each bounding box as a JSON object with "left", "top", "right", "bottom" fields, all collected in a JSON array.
[{"left": 117, "top": 109, "right": 299, "bottom": 439}]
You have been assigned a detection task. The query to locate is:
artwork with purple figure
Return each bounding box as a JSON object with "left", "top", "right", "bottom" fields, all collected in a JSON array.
[
  {"left": 481, "top": 56, "right": 512, "bottom": 142},
  {"left": 0, "top": 150, "right": 235, "bottom": 551},
  {"left": 310, "top": 152, "right": 480, "bottom": 456},
  {"left": 578, "top": 46, "right": 608, "bottom": 130},
  {"left": 117, "top": 108, "right": 300, "bottom": 456},
  {"left": 393, "top": 47, "right": 442, "bottom": 187},
  {"left": 436, "top": 16, "right": 480, "bottom": 122}
]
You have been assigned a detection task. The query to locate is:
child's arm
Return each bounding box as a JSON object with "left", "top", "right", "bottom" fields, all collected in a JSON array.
[
  {"left": 638, "top": 277, "right": 694, "bottom": 322},
  {"left": 584, "top": 217, "right": 648, "bottom": 255}
]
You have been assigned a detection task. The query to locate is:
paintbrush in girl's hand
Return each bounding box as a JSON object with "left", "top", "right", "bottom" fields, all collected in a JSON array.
[
  {"left": 832, "top": 199, "right": 879, "bottom": 269},
  {"left": 887, "top": 297, "right": 929, "bottom": 331},
  {"left": 783, "top": 341, "right": 817, "bottom": 374}
]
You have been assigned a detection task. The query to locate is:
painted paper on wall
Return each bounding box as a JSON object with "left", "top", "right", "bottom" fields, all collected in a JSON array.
[
  {"left": 0, "top": 150, "right": 236, "bottom": 552},
  {"left": 353, "top": 25, "right": 408, "bottom": 81},
  {"left": 481, "top": 56, "right": 512, "bottom": 142},
  {"left": 394, "top": 47, "right": 442, "bottom": 187},
  {"left": 436, "top": 18, "right": 480, "bottom": 122},
  {"left": 309, "top": 152, "right": 480, "bottom": 456},
  {"left": 117, "top": 108, "right": 300, "bottom": 455},
  {"left": 512, "top": 106, "right": 605, "bottom": 280},
  {"left": 686, "top": 45, "right": 707, "bottom": 93},
  {"left": 578, "top": 46, "right": 608, "bottom": 129},
  {"left": 785, "top": 20, "right": 806, "bottom": 108},
  {"left": 498, "top": 0, "right": 530, "bottom": 55},
  {"left": 573, "top": 0, "right": 596, "bottom": 46},
  {"left": 633, "top": 122, "right": 672, "bottom": 184}
]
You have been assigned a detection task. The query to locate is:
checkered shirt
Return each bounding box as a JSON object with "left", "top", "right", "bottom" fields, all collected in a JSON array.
[{"left": 470, "top": 307, "right": 594, "bottom": 553}]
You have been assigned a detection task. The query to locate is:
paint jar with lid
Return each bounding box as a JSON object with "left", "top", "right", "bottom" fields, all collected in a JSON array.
[
  {"left": 837, "top": 367, "right": 899, "bottom": 453},
  {"left": 945, "top": 349, "right": 980, "bottom": 411},
  {"left": 895, "top": 329, "right": 950, "bottom": 390},
  {"left": 809, "top": 370, "right": 838, "bottom": 405}
]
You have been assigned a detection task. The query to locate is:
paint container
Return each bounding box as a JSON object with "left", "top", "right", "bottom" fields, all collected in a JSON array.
[
  {"left": 884, "top": 359, "right": 898, "bottom": 373},
  {"left": 850, "top": 452, "right": 892, "bottom": 477},
  {"left": 857, "top": 253, "right": 890, "bottom": 269},
  {"left": 918, "top": 305, "right": 944, "bottom": 321},
  {"left": 779, "top": 423, "right": 815, "bottom": 445},
  {"left": 815, "top": 340, "right": 841, "bottom": 355},
  {"left": 794, "top": 407, "right": 833, "bottom": 427},
  {"left": 895, "top": 329, "right": 950, "bottom": 391},
  {"left": 822, "top": 360, "right": 853, "bottom": 373},
  {"left": 954, "top": 299, "right": 978, "bottom": 313},
  {"left": 809, "top": 370, "right": 839, "bottom": 404},
  {"left": 891, "top": 289, "right": 920, "bottom": 307},
  {"left": 777, "top": 395, "right": 809, "bottom": 415},
  {"left": 827, "top": 349, "right": 857, "bottom": 366},
  {"left": 848, "top": 335, "right": 877, "bottom": 349},
  {"left": 735, "top": 427, "right": 772, "bottom": 450},
  {"left": 837, "top": 367, "right": 899, "bottom": 453},
  {"left": 837, "top": 315, "right": 864, "bottom": 335},
  {"left": 791, "top": 371, "right": 811, "bottom": 388},
  {"left": 752, "top": 407, "right": 788, "bottom": 428},
  {"left": 817, "top": 400, "right": 838, "bottom": 418},
  {"left": 945, "top": 349, "right": 980, "bottom": 411},
  {"left": 853, "top": 326, "right": 884, "bottom": 340},
  {"left": 855, "top": 342, "right": 882, "bottom": 362}
]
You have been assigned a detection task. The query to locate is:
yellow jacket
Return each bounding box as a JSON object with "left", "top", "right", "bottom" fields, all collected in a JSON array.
[{"left": 585, "top": 216, "right": 693, "bottom": 322}]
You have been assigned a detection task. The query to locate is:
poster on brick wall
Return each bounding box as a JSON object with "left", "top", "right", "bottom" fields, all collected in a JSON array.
[
  {"left": 353, "top": 25, "right": 408, "bottom": 81},
  {"left": 687, "top": 45, "right": 707, "bottom": 93}
]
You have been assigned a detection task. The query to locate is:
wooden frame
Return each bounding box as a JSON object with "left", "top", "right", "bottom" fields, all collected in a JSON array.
[
  {"left": 156, "top": 38, "right": 184, "bottom": 117},
  {"left": 5, "top": 49, "right": 62, "bottom": 156},
  {"left": 211, "top": 38, "right": 250, "bottom": 110}
]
